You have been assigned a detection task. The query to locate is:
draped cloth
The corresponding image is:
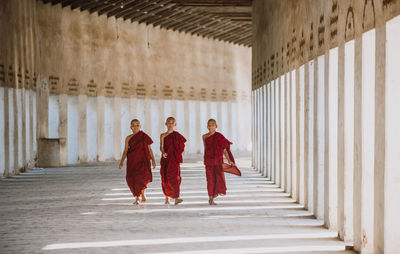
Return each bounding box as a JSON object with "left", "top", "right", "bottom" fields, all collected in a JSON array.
[
  {"left": 204, "top": 132, "right": 241, "bottom": 198},
  {"left": 126, "top": 131, "right": 153, "bottom": 197},
  {"left": 160, "top": 131, "right": 186, "bottom": 198}
]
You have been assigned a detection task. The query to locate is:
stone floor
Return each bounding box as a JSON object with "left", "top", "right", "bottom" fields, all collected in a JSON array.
[{"left": 0, "top": 158, "right": 355, "bottom": 254}]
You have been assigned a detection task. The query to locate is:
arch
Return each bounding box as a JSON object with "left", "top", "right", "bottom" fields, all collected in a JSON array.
[
  {"left": 345, "top": 7, "right": 355, "bottom": 41},
  {"left": 363, "top": 0, "right": 375, "bottom": 31}
]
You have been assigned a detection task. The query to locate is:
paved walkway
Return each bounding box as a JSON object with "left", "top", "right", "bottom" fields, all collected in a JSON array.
[{"left": 0, "top": 158, "right": 354, "bottom": 254}]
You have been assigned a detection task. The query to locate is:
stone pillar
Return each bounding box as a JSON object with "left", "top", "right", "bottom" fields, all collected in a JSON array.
[
  {"left": 3, "top": 86, "right": 10, "bottom": 176},
  {"left": 383, "top": 15, "right": 400, "bottom": 253},
  {"left": 78, "top": 94, "right": 88, "bottom": 163},
  {"left": 354, "top": 36, "right": 363, "bottom": 251},
  {"left": 96, "top": 95, "right": 105, "bottom": 162},
  {"left": 144, "top": 98, "right": 151, "bottom": 134},
  {"left": 183, "top": 100, "right": 190, "bottom": 155},
  {"left": 343, "top": 39, "right": 355, "bottom": 243},
  {"left": 298, "top": 66, "right": 305, "bottom": 205},
  {"left": 271, "top": 82, "right": 275, "bottom": 182},
  {"left": 292, "top": 70, "right": 298, "bottom": 200},
  {"left": 303, "top": 62, "right": 310, "bottom": 209},
  {"left": 283, "top": 74, "right": 288, "bottom": 191},
  {"left": 286, "top": 73, "right": 292, "bottom": 194},
  {"left": 113, "top": 97, "right": 121, "bottom": 160},
  {"left": 325, "top": 48, "right": 338, "bottom": 230},
  {"left": 263, "top": 86, "right": 268, "bottom": 177},
  {"left": 129, "top": 97, "right": 137, "bottom": 120},
  {"left": 373, "top": 21, "right": 385, "bottom": 254},
  {"left": 275, "top": 79, "right": 280, "bottom": 185},
  {"left": 280, "top": 76, "right": 285, "bottom": 189},
  {"left": 195, "top": 100, "right": 201, "bottom": 154},
  {"left": 59, "top": 93, "right": 68, "bottom": 166},
  {"left": 359, "top": 29, "right": 376, "bottom": 253},
  {"left": 37, "top": 77, "right": 48, "bottom": 139}
]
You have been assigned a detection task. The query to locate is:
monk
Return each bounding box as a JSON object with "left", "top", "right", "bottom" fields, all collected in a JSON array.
[
  {"left": 203, "top": 118, "right": 241, "bottom": 205},
  {"left": 119, "top": 119, "right": 156, "bottom": 205},
  {"left": 160, "top": 117, "right": 187, "bottom": 205}
]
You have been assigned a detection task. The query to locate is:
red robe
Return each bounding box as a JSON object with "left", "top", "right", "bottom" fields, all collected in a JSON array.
[
  {"left": 160, "top": 131, "right": 186, "bottom": 198},
  {"left": 204, "top": 132, "right": 241, "bottom": 198},
  {"left": 126, "top": 131, "right": 153, "bottom": 197}
]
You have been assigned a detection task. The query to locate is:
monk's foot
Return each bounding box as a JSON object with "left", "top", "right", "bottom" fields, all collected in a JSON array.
[
  {"left": 133, "top": 200, "right": 139, "bottom": 205},
  {"left": 141, "top": 197, "right": 147, "bottom": 203},
  {"left": 165, "top": 198, "right": 170, "bottom": 205},
  {"left": 174, "top": 198, "right": 183, "bottom": 205},
  {"left": 208, "top": 198, "right": 217, "bottom": 206}
]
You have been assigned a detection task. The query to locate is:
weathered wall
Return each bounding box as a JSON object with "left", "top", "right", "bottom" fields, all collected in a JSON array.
[
  {"left": 251, "top": 0, "right": 400, "bottom": 253},
  {"left": 0, "top": 0, "right": 252, "bottom": 176}
]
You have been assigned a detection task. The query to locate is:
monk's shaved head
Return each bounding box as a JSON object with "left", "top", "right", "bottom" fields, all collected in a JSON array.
[
  {"left": 131, "top": 119, "right": 140, "bottom": 126},
  {"left": 207, "top": 118, "right": 217, "bottom": 125},
  {"left": 166, "top": 117, "right": 176, "bottom": 123}
]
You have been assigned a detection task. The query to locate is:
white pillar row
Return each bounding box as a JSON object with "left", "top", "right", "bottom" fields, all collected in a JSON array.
[
  {"left": 280, "top": 75, "right": 285, "bottom": 190},
  {"left": 195, "top": 100, "right": 201, "bottom": 154},
  {"left": 253, "top": 90, "right": 257, "bottom": 169},
  {"left": 383, "top": 16, "right": 400, "bottom": 253},
  {"left": 325, "top": 48, "right": 338, "bottom": 230}
]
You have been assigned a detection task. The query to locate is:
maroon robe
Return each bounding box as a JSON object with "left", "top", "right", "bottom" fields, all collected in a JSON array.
[
  {"left": 204, "top": 132, "right": 241, "bottom": 198},
  {"left": 126, "top": 131, "right": 153, "bottom": 197},
  {"left": 160, "top": 131, "right": 186, "bottom": 198}
]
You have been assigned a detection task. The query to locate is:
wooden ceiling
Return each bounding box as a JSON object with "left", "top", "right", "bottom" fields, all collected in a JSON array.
[{"left": 41, "top": 0, "right": 252, "bottom": 47}]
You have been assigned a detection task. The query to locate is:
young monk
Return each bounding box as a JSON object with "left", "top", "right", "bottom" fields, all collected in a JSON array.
[
  {"left": 160, "top": 117, "right": 187, "bottom": 205},
  {"left": 203, "top": 118, "right": 241, "bottom": 205},
  {"left": 119, "top": 119, "right": 156, "bottom": 205}
]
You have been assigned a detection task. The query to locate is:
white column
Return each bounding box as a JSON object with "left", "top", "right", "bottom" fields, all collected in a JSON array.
[
  {"left": 59, "top": 93, "right": 68, "bottom": 165},
  {"left": 271, "top": 82, "right": 275, "bottom": 182},
  {"left": 275, "top": 79, "right": 280, "bottom": 185},
  {"left": 298, "top": 66, "right": 305, "bottom": 205},
  {"left": 325, "top": 48, "right": 339, "bottom": 230},
  {"left": 292, "top": 70, "right": 298, "bottom": 200},
  {"left": 360, "top": 29, "right": 376, "bottom": 253},
  {"left": 303, "top": 62, "right": 310, "bottom": 210},
  {"left": 384, "top": 16, "right": 400, "bottom": 252},
  {"left": 78, "top": 94, "right": 88, "bottom": 163},
  {"left": 307, "top": 60, "right": 315, "bottom": 212},
  {"left": 267, "top": 84, "right": 271, "bottom": 179},
  {"left": 280, "top": 76, "right": 285, "bottom": 189},
  {"left": 286, "top": 73, "right": 292, "bottom": 194},
  {"left": 343, "top": 40, "right": 355, "bottom": 242},
  {"left": 96, "top": 95, "right": 105, "bottom": 162}
]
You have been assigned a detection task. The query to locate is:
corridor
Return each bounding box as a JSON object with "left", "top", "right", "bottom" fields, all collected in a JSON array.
[{"left": 0, "top": 158, "right": 353, "bottom": 254}]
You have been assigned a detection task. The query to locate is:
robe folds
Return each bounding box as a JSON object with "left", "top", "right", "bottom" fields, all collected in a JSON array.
[
  {"left": 126, "top": 131, "right": 153, "bottom": 197},
  {"left": 160, "top": 131, "right": 186, "bottom": 198},
  {"left": 204, "top": 132, "right": 241, "bottom": 198}
]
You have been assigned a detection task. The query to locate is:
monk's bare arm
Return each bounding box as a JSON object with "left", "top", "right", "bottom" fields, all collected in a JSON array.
[
  {"left": 223, "top": 148, "right": 235, "bottom": 166},
  {"left": 148, "top": 145, "right": 156, "bottom": 168},
  {"left": 160, "top": 134, "right": 167, "bottom": 158},
  {"left": 119, "top": 136, "right": 130, "bottom": 169},
  {"left": 202, "top": 134, "right": 207, "bottom": 149}
]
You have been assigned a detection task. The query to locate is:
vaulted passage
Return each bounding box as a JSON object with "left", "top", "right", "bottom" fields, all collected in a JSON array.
[{"left": 1, "top": 0, "right": 400, "bottom": 253}]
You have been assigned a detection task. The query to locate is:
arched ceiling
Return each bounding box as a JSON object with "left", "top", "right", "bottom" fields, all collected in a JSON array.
[{"left": 41, "top": 0, "right": 252, "bottom": 47}]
